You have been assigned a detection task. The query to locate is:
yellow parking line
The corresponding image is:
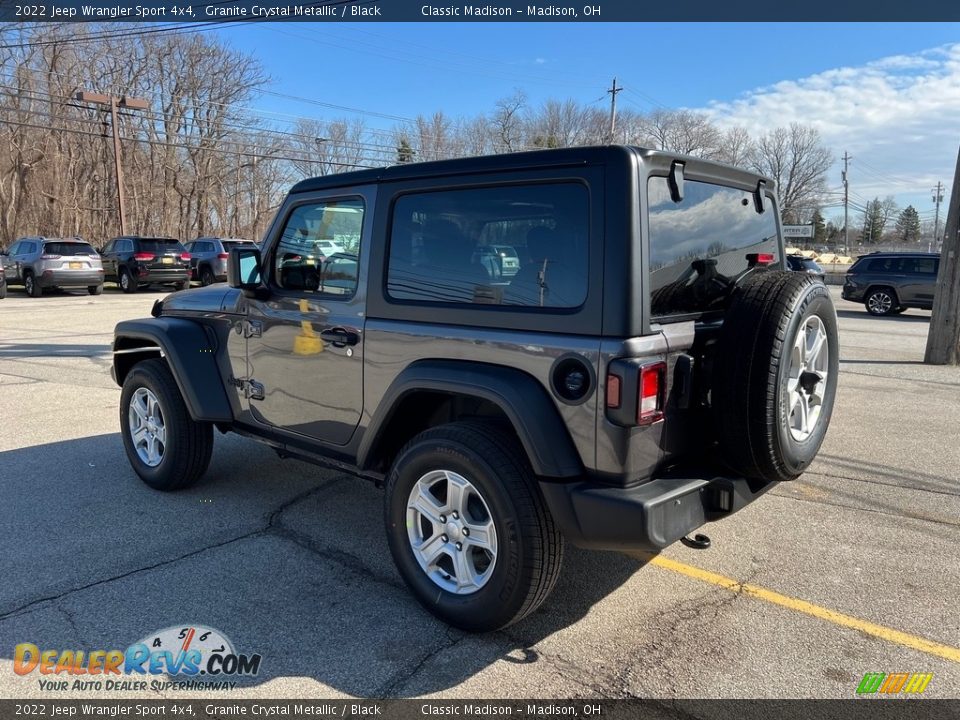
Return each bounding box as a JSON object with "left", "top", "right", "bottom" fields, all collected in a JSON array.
[{"left": 649, "top": 555, "right": 960, "bottom": 664}]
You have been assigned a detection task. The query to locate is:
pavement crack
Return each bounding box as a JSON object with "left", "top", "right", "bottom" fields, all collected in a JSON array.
[
  {"left": 56, "top": 602, "right": 87, "bottom": 646},
  {"left": 0, "top": 482, "right": 338, "bottom": 622},
  {"left": 377, "top": 631, "right": 465, "bottom": 697}
]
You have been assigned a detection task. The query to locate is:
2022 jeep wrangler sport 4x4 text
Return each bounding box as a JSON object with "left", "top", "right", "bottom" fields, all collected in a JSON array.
[{"left": 112, "top": 146, "right": 838, "bottom": 632}]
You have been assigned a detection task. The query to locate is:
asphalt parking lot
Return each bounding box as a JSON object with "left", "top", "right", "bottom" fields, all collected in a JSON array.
[{"left": 1, "top": 284, "right": 958, "bottom": 699}]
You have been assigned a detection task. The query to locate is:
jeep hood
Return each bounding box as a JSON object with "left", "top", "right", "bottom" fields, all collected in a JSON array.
[{"left": 156, "top": 285, "right": 243, "bottom": 316}]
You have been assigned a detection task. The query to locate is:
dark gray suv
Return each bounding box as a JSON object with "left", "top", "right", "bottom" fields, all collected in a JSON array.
[
  {"left": 111, "top": 146, "right": 839, "bottom": 631},
  {"left": 842, "top": 252, "right": 939, "bottom": 316}
]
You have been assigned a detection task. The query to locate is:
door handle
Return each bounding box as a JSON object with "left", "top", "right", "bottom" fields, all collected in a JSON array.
[{"left": 320, "top": 327, "right": 359, "bottom": 347}]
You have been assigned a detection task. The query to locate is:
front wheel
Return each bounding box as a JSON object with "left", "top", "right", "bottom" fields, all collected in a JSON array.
[
  {"left": 384, "top": 422, "right": 563, "bottom": 632},
  {"left": 120, "top": 358, "right": 213, "bottom": 491}
]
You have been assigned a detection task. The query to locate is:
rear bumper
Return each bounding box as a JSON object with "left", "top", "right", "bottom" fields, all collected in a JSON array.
[
  {"left": 38, "top": 269, "right": 104, "bottom": 288},
  {"left": 137, "top": 267, "right": 189, "bottom": 283},
  {"left": 540, "top": 474, "right": 776, "bottom": 551},
  {"left": 841, "top": 283, "right": 862, "bottom": 301}
]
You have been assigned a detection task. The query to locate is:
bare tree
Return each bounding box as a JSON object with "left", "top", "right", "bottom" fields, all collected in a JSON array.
[{"left": 749, "top": 124, "right": 833, "bottom": 224}]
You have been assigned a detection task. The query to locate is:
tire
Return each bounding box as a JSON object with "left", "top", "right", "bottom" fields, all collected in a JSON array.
[
  {"left": 865, "top": 287, "right": 897, "bottom": 316},
  {"left": 120, "top": 268, "right": 137, "bottom": 294},
  {"left": 88, "top": 284, "right": 104, "bottom": 296},
  {"left": 119, "top": 358, "right": 213, "bottom": 491},
  {"left": 199, "top": 266, "right": 215, "bottom": 287},
  {"left": 0, "top": 283, "right": 6, "bottom": 299},
  {"left": 24, "top": 272, "right": 42, "bottom": 297},
  {"left": 384, "top": 421, "right": 564, "bottom": 632},
  {"left": 890, "top": 306, "right": 907, "bottom": 315},
  {"left": 711, "top": 271, "right": 839, "bottom": 482},
  {"left": 173, "top": 281, "right": 187, "bottom": 291}
]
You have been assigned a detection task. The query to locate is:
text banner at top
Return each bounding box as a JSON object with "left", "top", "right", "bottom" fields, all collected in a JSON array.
[{"left": 2, "top": 0, "right": 959, "bottom": 22}]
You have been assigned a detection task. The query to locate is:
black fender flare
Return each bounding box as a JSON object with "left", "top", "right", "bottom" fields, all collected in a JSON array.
[
  {"left": 358, "top": 360, "right": 583, "bottom": 478},
  {"left": 112, "top": 318, "right": 232, "bottom": 423}
]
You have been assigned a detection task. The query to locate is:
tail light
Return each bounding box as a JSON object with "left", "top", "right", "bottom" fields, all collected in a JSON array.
[
  {"left": 180, "top": 253, "right": 191, "bottom": 261},
  {"left": 638, "top": 362, "right": 666, "bottom": 425},
  {"left": 747, "top": 252, "right": 775, "bottom": 267},
  {"left": 133, "top": 252, "right": 154, "bottom": 261},
  {"left": 40, "top": 254, "right": 61, "bottom": 260},
  {"left": 217, "top": 252, "right": 229, "bottom": 260}
]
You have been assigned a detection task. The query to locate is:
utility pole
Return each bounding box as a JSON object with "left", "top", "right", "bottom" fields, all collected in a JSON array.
[
  {"left": 76, "top": 91, "right": 150, "bottom": 236},
  {"left": 924, "top": 145, "right": 960, "bottom": 365},
  {"left": 842, "top": 151, "right": 851, "bottom": 255},
  {"left": 932, "top": 181, "right": 944, "bottom": 252},
  {"left": 607, "top": 77, "right": 623, "bottom": 143}
]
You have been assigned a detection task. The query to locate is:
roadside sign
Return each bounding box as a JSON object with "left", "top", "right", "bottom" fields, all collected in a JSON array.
[{"left": 783, "top": 225, "right": 814, "bottom": 238}]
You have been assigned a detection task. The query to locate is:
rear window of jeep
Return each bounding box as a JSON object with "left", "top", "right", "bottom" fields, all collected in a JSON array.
[
  {"left": 386, "top": 183, "right": 588, "bottom": 308},
  {"left": 647, "top": 177, "right": 780, "bottom": 319}
]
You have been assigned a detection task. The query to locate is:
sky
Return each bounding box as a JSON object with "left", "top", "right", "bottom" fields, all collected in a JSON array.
[{"left": 218, "top": 22, "right": 960, "bottom": 230}]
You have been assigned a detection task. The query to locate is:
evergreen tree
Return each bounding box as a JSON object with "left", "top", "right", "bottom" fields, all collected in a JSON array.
[
  {"left": 396, "top": 138, "right": 415, "bottom": 164},
  {"left": 895, "top": 205, "right": 922, "bottom": 243}
]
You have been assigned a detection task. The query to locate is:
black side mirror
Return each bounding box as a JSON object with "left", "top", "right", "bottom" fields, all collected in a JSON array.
[{"left": 228, "top": 247, "right": 263, "bottom": 290}]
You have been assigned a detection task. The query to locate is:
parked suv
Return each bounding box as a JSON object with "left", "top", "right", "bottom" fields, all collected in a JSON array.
[
  {"left": 184, "top": 237, "right": 257, "bottom": 286},
  {"left": 100, "top": 236, "right": 190, "bottom": 293},
  {"left": 111, "top": 146, "right": 838, "bottom": 631},
  {"left": 0, "top": 236, "right": 104, "bottom": 297},
  {"left": 842, "top": 251, "right": 939, "bottom": 315}
]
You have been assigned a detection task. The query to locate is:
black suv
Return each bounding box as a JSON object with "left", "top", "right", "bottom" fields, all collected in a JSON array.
[
  {"left": 100, "top": 236, "right": 190, "bottom": 293},
  {"left": 111, "top": 146, "right": 838, "bottom": 631},
  {"left": 842, "top": 252, "right": 939, "bottom": 315}
]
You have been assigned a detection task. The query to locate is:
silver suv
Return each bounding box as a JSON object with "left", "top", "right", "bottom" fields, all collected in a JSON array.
[
  {"left": 1, "top": 237, "right": 104, "bottom": 297},
  {"left": 184, "top": 237, "right": 257, "bottom": 286}
]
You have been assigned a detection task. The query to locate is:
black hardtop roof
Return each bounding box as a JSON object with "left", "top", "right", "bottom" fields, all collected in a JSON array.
[{"left": 289, "top": 145, "right": 774, "bottom": 194}]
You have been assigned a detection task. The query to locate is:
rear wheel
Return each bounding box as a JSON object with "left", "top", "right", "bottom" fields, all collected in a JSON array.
[
  {"left": 384, "top": 421, "right": 563, "bottom": 632},
  {"left": 712, "top": 271, "right": 839, "bottom": 481},
  {"left": 24, "top": 273, "right": 42, "bottom": 297},
  {"left": 865, "top": 287, "right": 896, "bottom": 316},
  {"left": 120, "top": 268, "right": 137, "bottom": 294},
  {"left": 119, "top": 358, "right": 213, "bottom": 491},
  {"left": 0, "top": 282, "right": 6, "bottom": 299},
  {"left": 88, "top": 284, "right": 103, "bottom": 295},
  {"left": 199, "top": 266, "right": 216, "bottom": 287},
  {"left": 173, "top": 281, "right": 187, "bottom": 291}
]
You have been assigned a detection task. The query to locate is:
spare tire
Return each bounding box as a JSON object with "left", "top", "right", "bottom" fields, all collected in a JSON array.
[{"left": 711, "top": 270, "right": 838, "bottom": 481}]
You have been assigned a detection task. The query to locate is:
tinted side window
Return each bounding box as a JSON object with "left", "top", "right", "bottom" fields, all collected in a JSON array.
[
  {"left": 914, "top": 258, "right": 937, "bottom": 274},
  {"left": 272, "top": 198, "right": 364, "bottom": 296},
  {"left": 387, "top": 183, "right": 588, "bottom": 308},
  {"left": 866, "top": 257, "right": 898, "bottom": 273},
  {"left": 648, "top": 177, "right": 779, "bottom": 318}
]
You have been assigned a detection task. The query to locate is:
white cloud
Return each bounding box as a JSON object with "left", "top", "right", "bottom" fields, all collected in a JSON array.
[
  {"left": 534, "top": 57, "right": 546, "bottom": 65},
  {"left": 700, "top": 44, "right": 960, "bottom": 206}
]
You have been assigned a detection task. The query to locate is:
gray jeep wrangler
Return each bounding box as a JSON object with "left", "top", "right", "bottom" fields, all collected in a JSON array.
[{"left": 112, "top": 146, "right": 838, "bottom": 632}]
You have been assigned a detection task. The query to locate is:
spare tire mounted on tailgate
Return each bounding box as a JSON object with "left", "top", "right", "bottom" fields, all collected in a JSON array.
[{"left": 712, "top": 270, "right": 839, "bottom": 482}]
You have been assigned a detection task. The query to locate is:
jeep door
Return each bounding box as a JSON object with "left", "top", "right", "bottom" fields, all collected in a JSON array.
[{"left": 243, "top": 188, "right": 371, "bottom": 446}]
